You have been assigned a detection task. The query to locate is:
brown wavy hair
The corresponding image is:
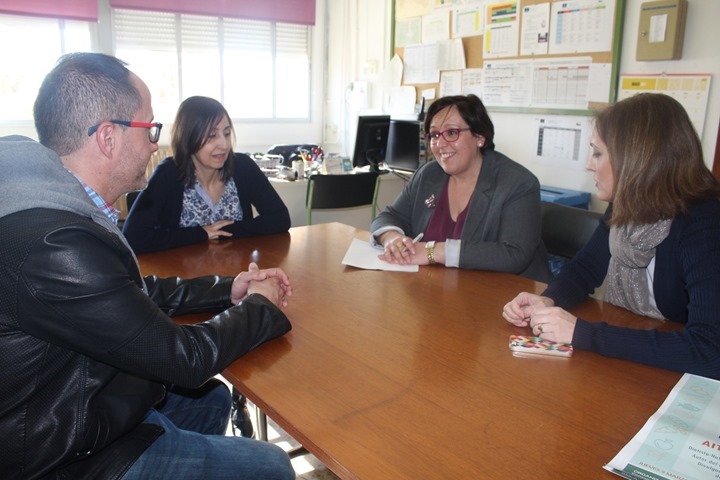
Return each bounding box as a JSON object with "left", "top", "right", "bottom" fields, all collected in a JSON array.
[{"left": 595, "top": 93, "right": 720, "bottom": 226}]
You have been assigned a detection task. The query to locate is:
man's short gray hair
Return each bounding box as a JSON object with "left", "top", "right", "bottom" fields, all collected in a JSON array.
[{"left": 34, "top": 52, "right": 142, "bottom": 156}]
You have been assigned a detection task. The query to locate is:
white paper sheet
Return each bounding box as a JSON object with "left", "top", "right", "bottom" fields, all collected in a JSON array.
[
  {"left": 520, "top": 2, "right": 550, "bottom": 56},
  {"left": 341, "top": 238, "right": 419, "bottom": 272},
  {"left": 484, "top": 1, "right": 520, "bottom": 59},
  {"left": 452, "top": 5, "right": 484, "bottom": 38},
  {"left": 403, "top": 44, "right": 440, "bottom": 85},
  {"left": 548, "top": 0, "right": 615, "bottom": 55}
]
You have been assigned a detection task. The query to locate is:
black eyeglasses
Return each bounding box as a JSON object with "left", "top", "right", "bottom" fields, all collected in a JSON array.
[
  {"left": 87, "top": 120, "right": 163, "bottom": 143},
  {"left": 424, "top": 128, "right": 471, "bottom": 144}
]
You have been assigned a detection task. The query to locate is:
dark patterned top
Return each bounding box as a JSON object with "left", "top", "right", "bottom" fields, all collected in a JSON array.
[{"left": 179, "top": 178, "right": 243, "bottom": 227}]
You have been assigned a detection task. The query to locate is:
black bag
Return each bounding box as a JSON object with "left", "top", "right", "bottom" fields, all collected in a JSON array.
[{"left": 267, "top": 144, "right": 319, "bottom": 167}]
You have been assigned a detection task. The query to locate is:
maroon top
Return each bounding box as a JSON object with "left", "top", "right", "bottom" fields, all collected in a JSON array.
[{"left": 424, "top": 181, "right": 470, "bottom": 242}]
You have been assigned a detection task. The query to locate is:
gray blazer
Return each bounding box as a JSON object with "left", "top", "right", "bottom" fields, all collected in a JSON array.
[{"left": 372, "top": 150, "right": 552, "bottom": 282}]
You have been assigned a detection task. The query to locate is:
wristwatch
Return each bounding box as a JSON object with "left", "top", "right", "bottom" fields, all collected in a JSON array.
[{"left": 425, "top": 240, "right": 436, "bottom": 264}]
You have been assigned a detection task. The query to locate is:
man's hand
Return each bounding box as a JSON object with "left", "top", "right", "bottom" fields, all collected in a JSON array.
[{"left": 231, "top": 262, "right": 292, "bottom": 307}]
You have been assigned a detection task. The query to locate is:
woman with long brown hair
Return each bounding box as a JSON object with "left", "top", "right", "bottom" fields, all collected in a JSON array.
[
  {"left": 123, "top": 96, "right": 290, "bottom": 253},
  {"left": 503, "top": 93, "right": 720, "bottom": 377}
]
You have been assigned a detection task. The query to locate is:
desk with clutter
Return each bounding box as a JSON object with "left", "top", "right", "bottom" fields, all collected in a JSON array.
[
  {"left": 248, "top": 144, "right": 406, "bottom": 229},
  {"left": 115, "top": 144, "right": 406, "bottom": 229}
]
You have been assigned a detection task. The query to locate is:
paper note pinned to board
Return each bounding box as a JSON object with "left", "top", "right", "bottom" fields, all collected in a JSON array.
[
  {"left": 341, "top": 238, "right": 419, "bottom": 272},
  {"left": 386, "top": 86, "right": 417, "bottom": 117}
]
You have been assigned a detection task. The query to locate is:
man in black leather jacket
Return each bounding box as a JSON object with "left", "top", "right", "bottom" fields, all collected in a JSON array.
[{"left": 0, "top": 53, "right": 295, "bottom": 480}]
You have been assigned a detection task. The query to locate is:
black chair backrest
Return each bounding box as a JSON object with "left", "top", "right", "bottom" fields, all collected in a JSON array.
[
  {"left": 306, "top": 172, "right": 380, "bottom": 210},
  {"left": 126, "top": 190, "right": 140, "bottom": 213},
  {"left": 541, "top": 201, "right": 603, "bottom": 259},
  {"left": 305, "top": 172, "right": 380, "bottom": 225}
]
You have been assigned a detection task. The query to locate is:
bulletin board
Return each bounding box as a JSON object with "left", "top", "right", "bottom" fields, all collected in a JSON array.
[{"left": 392, "top": 0, "right": 626, "bottom": 115}]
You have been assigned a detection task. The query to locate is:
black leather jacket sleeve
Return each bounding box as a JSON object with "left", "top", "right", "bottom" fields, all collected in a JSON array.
[
  {"left": 3, "top": 209, "right": 292, "bottom": 479},
  {"left": 18, "top": 219, "right": 292, "bottom": 388}
]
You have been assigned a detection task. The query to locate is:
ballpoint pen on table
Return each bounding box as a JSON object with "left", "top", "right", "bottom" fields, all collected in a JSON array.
[{"left": 402, "top": 233, "right": 424, "bottom": 253}]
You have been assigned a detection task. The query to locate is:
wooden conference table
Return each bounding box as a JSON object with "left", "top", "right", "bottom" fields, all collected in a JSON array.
[{"left": 137, "top": 223, "right": 683, "bottom": 480}]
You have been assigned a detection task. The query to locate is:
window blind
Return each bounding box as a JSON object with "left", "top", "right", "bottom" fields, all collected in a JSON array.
[
  {"left": 109, "top": 0, "right": 315, "bottom": 26},
  {"left": 113, "top": 8, "right": 311, "bottom": 120},
  {"left": 114, "top": 10, "right": 307, "bottom": 56},
  {"left": 277, "top": 24, "right": 310, "bottom": 56},
  {"left": 114, "top": 10, "right": 176, "bottom": 50},
  {"left": 181, "top": 15, "right": 219, "bottom": 51},
  {"left": 224, "top": 18, "right": 272, "bottom": 53}
]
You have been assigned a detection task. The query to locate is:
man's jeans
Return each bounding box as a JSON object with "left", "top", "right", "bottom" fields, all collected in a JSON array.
[{"left": 123, "top": 381, "right": 294, "bottom": 480}]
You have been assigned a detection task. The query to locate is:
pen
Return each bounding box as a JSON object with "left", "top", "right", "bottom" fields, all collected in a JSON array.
[{"left": 402, "top": 233, "right": 424, "bottom": 253}]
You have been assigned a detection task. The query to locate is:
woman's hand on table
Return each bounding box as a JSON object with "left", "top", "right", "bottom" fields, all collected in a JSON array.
[
  {"left": 377, "top": 232, "right": 424, "bottom": 265},
  {"left": 203, "top": 219, "right": 234, "bottom": 240},
  {"left": 502, "top": 292, "right": 554, "bottom": 327},
  {"left": 528, "top": 306, "right": 577, "bottom": 344},
  {"left": 503, "top": 292, "right": 575, "bottom": 343}
]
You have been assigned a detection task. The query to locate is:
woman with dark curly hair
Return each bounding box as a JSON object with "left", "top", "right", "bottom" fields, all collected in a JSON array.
[{"left": 371, "top": 94, "right": 551, "bottom": 282}]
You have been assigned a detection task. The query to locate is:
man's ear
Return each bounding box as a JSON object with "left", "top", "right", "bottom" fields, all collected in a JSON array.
[{"left": 94, "top": 122, "right": 116, "bottom": 158}]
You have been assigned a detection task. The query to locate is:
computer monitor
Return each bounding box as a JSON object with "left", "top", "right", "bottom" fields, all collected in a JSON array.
[
  {"left": 385, "top": 119, "right": 421, "bottom": 172},
  {"left": 352, "top": 115, "right": 390, "bottom": 171}
]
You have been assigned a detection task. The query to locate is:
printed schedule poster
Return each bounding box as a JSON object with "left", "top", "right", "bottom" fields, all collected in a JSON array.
[
  {"left": 618, "top": 74, "right": 711, "bottom": 137},
  {"left": 605, "top": 373, "right": 720, "bottom": 480},
  {"left": 484, "top": 1, "right": 520, "bottom": 59},
  {"left": 549, "top": 0, "right": 615, "bottom": 55}
]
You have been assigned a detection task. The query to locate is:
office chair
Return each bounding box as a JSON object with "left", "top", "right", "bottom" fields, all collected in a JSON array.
[
  {"left": 540, "top": 201, "right": 603, "bottom": 276},
  {"left": 125, "top": 190, "right": 140, "bottom": 213},
  {"left": 117, "top": 147, "right": 169, "bottom": 223},
  {"left": 305, "top": 172, "right": 380, "bottom": 225},
  {"left": 115, "top": 190, "right": 141, "bottom": 229}
]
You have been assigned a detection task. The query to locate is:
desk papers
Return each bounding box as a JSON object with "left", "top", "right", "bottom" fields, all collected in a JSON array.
[
  {"left": 605, "top": 373, "right": 720, "bottom": 480},
  {"left": 341, "top": 238, "right": 419, "bottom": 272}
]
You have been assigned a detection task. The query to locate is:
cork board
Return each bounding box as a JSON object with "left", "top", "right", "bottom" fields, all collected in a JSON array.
[{"left": 392, "top": 0, "right": 625, "bottom": 115}]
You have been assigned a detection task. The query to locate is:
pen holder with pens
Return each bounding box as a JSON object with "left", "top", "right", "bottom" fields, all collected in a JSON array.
[{"left": 291, "top": 159, "right": 305, "bottom": 179}]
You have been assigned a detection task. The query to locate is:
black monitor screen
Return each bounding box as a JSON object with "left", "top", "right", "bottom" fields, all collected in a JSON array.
[
  {"left": 386, "top": 119, "right": 421, "bottom": 172},
  {"left": 352, "top": 115, "right": 390, "bottom": 171}
]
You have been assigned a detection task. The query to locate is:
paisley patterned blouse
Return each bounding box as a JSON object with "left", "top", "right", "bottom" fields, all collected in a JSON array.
[{"left": 179, "top": 178, "right": 243, "bottom": 227}]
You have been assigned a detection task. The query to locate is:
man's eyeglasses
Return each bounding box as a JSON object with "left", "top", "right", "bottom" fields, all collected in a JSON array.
[
  {"left": 424, "top": 128, "right": 471, "bottom": 144},
  {"left": 87, "top": 120, "right": 163, "bottom": 143}
]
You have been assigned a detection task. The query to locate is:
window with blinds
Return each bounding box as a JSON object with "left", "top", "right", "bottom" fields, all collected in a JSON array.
[
  {"left": 0, "top": 14, "right": 92, "bottom": 121},
  {"left": 113, "top": 9, "right": 311, "bottom": 123}
]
